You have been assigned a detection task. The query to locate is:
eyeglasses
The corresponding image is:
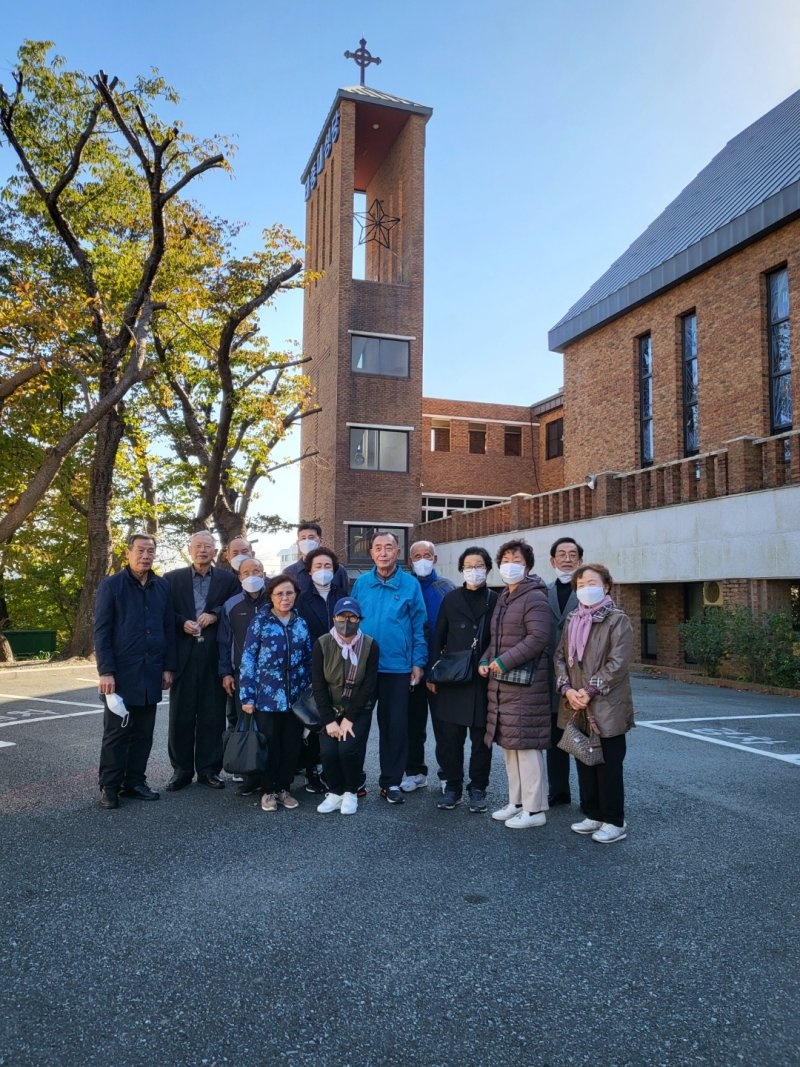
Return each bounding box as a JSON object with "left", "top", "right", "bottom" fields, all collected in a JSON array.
[{"left": 554, "top": 552, "right": 580, "bottom": 562}]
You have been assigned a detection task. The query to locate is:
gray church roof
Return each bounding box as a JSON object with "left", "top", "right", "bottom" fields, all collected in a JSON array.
[{"left": 548, "top": 88, "right": 800, "bottom": 352}]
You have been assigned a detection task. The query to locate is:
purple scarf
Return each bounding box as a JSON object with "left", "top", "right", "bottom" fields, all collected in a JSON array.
[{"left": 567, "top": 595, "right": 614, "bottom": 665}]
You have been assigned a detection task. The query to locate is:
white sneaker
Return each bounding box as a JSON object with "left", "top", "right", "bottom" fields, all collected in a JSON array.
[
  {"left": 340, "top": 792, "right": 358, "bottom": 815},
  {"left": 316, "top": 792, "right": 343, "bottom": 813},
  {"left": 491, "top": 803, "right": 522, "bottom": 822},
  {"left": 400, "top": 774, "right": 427, "bottom": 792},
  {"left": 571, "top": 818, "right": 603, "bottom": 834},
  {"left": 505, "top": 810, "right": 547, "bottom": 829},
  {"left": 592, "top": 822, "right": 628, "bottom": 843}
]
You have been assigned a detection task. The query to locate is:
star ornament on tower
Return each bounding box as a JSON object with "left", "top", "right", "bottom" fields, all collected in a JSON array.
[{"left": 354, "top": 198, "right": 400, "bottom": 250}]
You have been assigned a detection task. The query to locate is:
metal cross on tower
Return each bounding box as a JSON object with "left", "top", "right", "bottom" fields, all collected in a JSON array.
[{"left": 344, "top": 38, "right": 382, "bottom": 86}]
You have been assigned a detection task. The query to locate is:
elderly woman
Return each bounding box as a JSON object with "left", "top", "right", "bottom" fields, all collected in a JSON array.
[
  {"left": 554, "top": 563, "right": 634, "bottom": 844},
  {"left": 479, "top": 538, "right": 551, "bottom": 829},
  {"left": 312, "top": 597, "right": 379, "bottom": 816},
  {"left": 428, "top": 546, "right": 498, "bottom": 813},
  {"left": 240, "top": 574, "right": 312, "bottom": 813}
]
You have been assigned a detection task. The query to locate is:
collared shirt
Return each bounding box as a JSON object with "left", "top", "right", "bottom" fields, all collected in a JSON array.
[{"left": 192, "top": 566, "right": 212, "bottom": 618}]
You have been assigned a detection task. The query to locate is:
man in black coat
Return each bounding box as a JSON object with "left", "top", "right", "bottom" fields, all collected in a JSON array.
[
  {"left": 95, "top": 534, "right": 176, "bottom": 809},
  {"left": 546, "top": 536, "right": 583, "bottom": 806},
  {"left": 283, "top": 522, "right": 349, "bottom": 598},
  {"left": 165, "top": 530, "right": 239, "bottom": 791}
]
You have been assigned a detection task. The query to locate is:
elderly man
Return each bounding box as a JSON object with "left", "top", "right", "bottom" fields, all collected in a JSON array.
[
  {"left": 165, "top": 530, "right": 239, "bottom": 791},
  {"left": 546, "top": 536, "right": 584, "bottom": 806},
  {"left": 225, "top": 536, "right": 255, "bottom": 573},
  {"left": 218, "top": 558, "right": 270, "bottom": 796},
  {"left": 351, "top": 531, "right": 427, "bottom": 805},
  {"left": 401, "top": 540, "right": 455, "bottom": 793},
  {"left": 284, "top": 522, "right": 349, "bottom": 598},
  {"left": 95, "top": 534, "right": 175, "bottom": 810}
]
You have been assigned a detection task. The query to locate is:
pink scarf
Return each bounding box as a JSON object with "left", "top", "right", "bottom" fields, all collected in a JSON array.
[
  {"left": 329, "top": 627, "right": 363, "bottom": 667},
  {"left": 567, "top": 596, "right": 614, "bottom": 665}
]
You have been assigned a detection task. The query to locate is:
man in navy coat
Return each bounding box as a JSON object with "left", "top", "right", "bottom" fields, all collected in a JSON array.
[
  {"left": 95, "top": 534, "right": 176, "bottom": 809},
  {"left": 165, "top": 530, "right": 238, "bottom": 791},
  {"left": 546, "top": 536, "right": 583, "bottom": 806}
]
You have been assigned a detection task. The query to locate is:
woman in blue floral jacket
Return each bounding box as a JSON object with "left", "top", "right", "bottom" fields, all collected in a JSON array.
[{"left": 240, "top": 574, "right": 312, "bottom": 812}]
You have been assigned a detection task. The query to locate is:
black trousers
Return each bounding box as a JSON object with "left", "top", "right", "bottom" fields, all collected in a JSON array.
[
  {"left": 546, "top": 713, "right": 573, "bottom": 799},
  {"left": 407, "top": 682, "right": 436, "bottom": 776},
  {"left": 254, "top": 710, "right": 304, "bottom": 794},
  {"left": 99, "top": 701, "right": 157, "bottom": 790},
  {"left": 576, "top": 733, "right": 627, "bottom": 827},
  {"left": 319, "top": 713, "right": 372, "bottom": 794},
  {"left": 376, "top": 673, "right": 410, "bottom": 789},
  {"left": 434, "top": 718, "right": 491, "bottom": 793},
  {"left": 300, "top": 729, "right": 321, "bottom": 776},
  {"left": 168, "top": 642, "right": 227, "bottom": 779}
]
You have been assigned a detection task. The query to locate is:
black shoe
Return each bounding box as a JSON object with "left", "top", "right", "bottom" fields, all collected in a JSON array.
[
  {"left": 357, "top": 773, "right": 367, "bottom": 799},
  {"left": 437, "top": 788, "right": 462, "bottom": 810},
  {"left": 468, "top": 788, "right": 488, "bottom": 814},
  {"left": 197, "top": 774, "right": 225, "bottom": 790},
  {"left": 166, "top": 774, "right": 192, "bottom": 792},
  {"left": 120, "top": 783, "right": 160, "bottom": 801},
  {"left": 235, "top": 781, "right": 261, "bottom": 797},
  {"left": 380, "top": 786, "right": 404, "bottom": 805},
  {"left": 304, "top": 772, "right": 325, "bottom": 794},
  {"left": 548, "top": 792, "right": 572, "bottom": 807},
  {"left": 99, "top": 787, "right": 119, "bottom": 810}
]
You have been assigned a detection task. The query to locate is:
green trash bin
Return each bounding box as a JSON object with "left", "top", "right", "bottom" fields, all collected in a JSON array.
[{"left": 4, "top": 630, "right": 57, "bottom": 659}]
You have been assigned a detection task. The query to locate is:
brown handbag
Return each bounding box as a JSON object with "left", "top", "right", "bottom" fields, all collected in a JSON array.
[{"left": 558, "top": 711, "right": 605, "bottom": 766}]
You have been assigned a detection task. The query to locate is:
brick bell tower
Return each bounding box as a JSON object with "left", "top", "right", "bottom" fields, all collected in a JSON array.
[{"left": 298, "top": 55, "right": 432, "bottom": 570}]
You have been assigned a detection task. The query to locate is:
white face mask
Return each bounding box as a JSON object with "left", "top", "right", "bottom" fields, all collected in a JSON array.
[
  {"left": 576, "top": 585, "right": 606, "bottom": 607},
  {"left": 554, "top": 569, "right": 574, "bottom": 583},
  {"left": 298, "top": 538, "right": 319, "bottom": 555},
  {"left": 463, "top": 568, "right": 487, "bottom": 587},
  {"left": 311, "top": 569, "right": 334, "bottom": 587},
  {"left": 241, "top": 575, "right": 265, "bottom": 594},
  {"left": 412, "top": 558, "right": 434, "bottom": 578},
  {"left": 499, "top": 562, "right": 527, "bottom": 585},
  {"left": 231, "top": 554, "right": 250, "bottom": 572}
]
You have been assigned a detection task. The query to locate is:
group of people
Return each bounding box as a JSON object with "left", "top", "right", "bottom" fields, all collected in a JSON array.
[{"left": 95, "top": 524, "right": 634, "bottom": 842}]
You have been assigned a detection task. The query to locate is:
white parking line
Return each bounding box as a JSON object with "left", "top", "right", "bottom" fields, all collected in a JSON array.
[
  {"left": 0, "top": 740, "right": 16, "bottom": 748},
  {"left": 0, "top": 693, "right": 99, "bottom": 709},
  {"left": 638, "top": 713, "right": 800, "bottom": 765}
]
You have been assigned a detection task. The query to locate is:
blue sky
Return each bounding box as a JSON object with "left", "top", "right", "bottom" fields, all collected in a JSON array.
[{"left": 3, "top": 0, "right": 800, "bottom": 553}]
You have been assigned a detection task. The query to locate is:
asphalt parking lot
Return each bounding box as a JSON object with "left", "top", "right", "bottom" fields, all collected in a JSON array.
[{"left": 1, "top": 665, "right": 798, "bottom": 1067}]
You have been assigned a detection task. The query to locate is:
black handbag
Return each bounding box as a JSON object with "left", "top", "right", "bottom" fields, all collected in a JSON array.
[
  {"left": 429, "top": 639, "right": 477, "bottom": 685},
  {"left": 291, "top": 686, "right": 321, "bottom": 731},
  {"left": 222, "top": 714, "right": 268, "bottom": 775},
  {"left": 558, "top": 712, "right": 605, "bottom": 766}
]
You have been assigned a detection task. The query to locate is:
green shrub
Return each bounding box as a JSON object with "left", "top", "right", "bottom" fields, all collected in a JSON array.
[{"left": 678, "top": 607, "right": 733, "bottom": 677}]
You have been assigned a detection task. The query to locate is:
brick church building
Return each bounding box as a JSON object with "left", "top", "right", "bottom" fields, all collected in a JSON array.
[{"left": 297, "top": 78, "right": 799, "bottom": 668}]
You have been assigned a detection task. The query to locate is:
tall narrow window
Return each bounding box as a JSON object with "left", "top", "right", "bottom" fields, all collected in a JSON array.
[
  {"left": 639, "top": 334, "right": 654, "bottom": 466},
  {"left": 682, "top": 313, "right": 699, "bottom": 455},
  {"left": 545, "top": 418, "right": 563, "bottom": 459},
  {"left": 468, "top": 423, "right": 486, "bottom": 454},
  {"left": 768, "top": 267, "right": 792, "bottom": 432}
]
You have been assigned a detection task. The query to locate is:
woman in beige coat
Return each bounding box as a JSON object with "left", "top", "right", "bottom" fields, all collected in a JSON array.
[{"left": 554, "top": 563, "right": 634, "bottom": 844}]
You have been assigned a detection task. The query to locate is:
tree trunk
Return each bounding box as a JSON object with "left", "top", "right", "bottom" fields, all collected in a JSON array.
[{"left": 61, "top": 409, "right": 125, "bottom": 657}]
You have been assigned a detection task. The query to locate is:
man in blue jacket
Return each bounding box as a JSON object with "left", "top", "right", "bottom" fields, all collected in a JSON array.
[
  {"left": 351, "top": 531, "right": 427, "bottom": 805},
  {"left": 95, "top": 534, "right": 176, "bottom": 809}
]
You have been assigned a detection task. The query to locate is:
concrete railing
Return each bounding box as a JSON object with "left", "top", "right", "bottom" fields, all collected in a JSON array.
[{"left": 418, "top": 429, "right": 800, "bottom": 542}]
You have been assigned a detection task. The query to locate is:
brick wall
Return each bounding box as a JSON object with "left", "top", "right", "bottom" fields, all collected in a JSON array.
[{"left": 562, "top": 218, "right": 800, "bottom": 485}]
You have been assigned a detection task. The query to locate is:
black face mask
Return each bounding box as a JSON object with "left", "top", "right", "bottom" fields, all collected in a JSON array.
[{"left": 334, "top": 619, "right": 359, "bottom": 638}]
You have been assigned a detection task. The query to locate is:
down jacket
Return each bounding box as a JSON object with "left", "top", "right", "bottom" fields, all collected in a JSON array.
[
  {"left": 483, "top": 575, "right": 551, "bottom": 751},
  {"left": 554, "top": 604, "right": 634, "bottom": 737}
]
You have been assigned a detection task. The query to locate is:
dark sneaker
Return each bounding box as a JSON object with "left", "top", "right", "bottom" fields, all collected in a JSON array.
[
  {"left": 380, "top": 786, "right": 405, "bottom": 805},
  {"left": 304, "top": 772, "right": 325, "bottom": 794},
  {"left": 468, "top": 788, "right": 488, "bottom": 813},
  {"left": 235, "top": 781, "right": 260, "bottom": 797},
  {"left": 437, "top": 788, "right": 462, "bottom": 810}
]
